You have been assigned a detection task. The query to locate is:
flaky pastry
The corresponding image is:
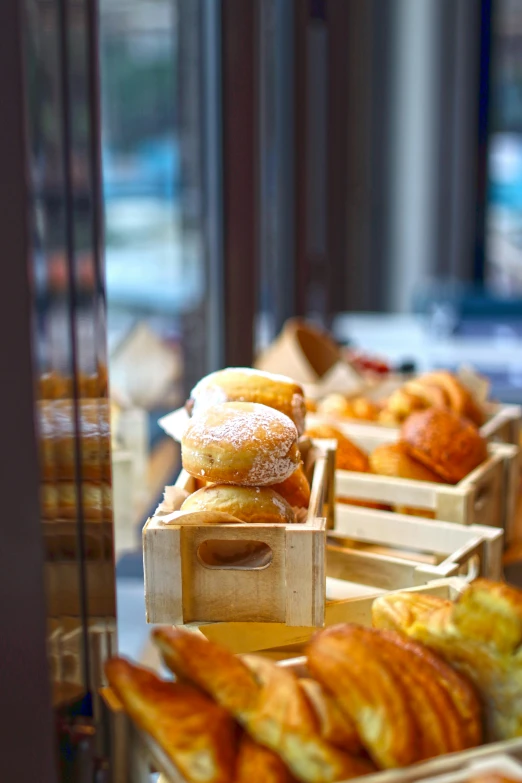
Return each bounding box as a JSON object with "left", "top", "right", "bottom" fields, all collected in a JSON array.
[
  {"left": 153, "top": 629, "right": 373, "bottom": 783},
  {"left": 372, "top": 579, "right": 522, "bottom": 741},
  {"left": 181, "top": 484, "right": 297, "bottom": 525},
  {"left": 182, "top": 402, "right": 301, "bottom": 486},
  {"left": 268, "top": 465, "right": 311, "bottom": 509},
  {"left": 401, "top": 408, "right": 488, "bottom": 483},
  {"left": 307, "top": 624, "right": 419, "bottom": 769},
  {"left": 188, "top": 368, "right": 306, "bottom": 435},
  {"left": 105, "top": 657, "right": 237, "bottom": 783},
  {"left": 235, "top": 735, "right": 296, "bottom": 783}
]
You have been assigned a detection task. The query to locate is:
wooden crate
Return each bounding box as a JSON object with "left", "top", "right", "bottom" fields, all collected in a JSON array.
[
  {"left": 102, "top": 579, "right": 522, "bottom": 783},
  {"left": 142, "top": 441, "right": 334, "bottom": 627},
  {"left": 333, "top": 430, "right": 519, "bottom": 537},
  {"left": 327, "top": 510, "right": 504, "bottom": 589},
  {"left": 308, "top": 402, "right": 522, "bottom": 446}
]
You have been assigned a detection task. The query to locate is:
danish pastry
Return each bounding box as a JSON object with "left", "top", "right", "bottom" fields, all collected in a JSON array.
[
  {"left": 305, "top": 425, "right": 369, "bottom": 473},
  {"left": 268, "top": 465, "right": 311, "bottom": 509},
  {"left": 401, "top": 408, "right": 488, "bottom": 483},
  {"left": 372, "top": 579, "right": 520, "bottom": 741},
  {"left": 415, "top": 371, "right": 485, "bottom": 425},
  {"left": 188, "top": 368, "right": 306, "bottom": 435},
  {"left": 181, "top": 484, "right": 297, "bottom": 525},
  {"left": 370, "top": 441, "right": 444, "bottom": 518},
  {"left": 182, "top": 402, "right": 301, "bottom": 486},
  {"left": 307, "top": 624, "right": 478, "bottom": 768},
  {"left": 235, "top": 735, "right": 296, "bottom": 783},
  {"left": 153, "top": 628, "right": 374, "bottom": 783},
  {"left": 105, "top": 657, "right": 237, "bottom": 783}
]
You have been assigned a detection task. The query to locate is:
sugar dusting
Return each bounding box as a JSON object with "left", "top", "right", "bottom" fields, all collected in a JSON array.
[{"left": 184, "top": 402, "right": 298, "bottom": 485}]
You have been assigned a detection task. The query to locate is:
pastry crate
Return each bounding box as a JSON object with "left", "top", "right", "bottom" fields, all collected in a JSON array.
[
  {"left": 330, "top": 428, "right": 519, "bottom": 538},
  {"left": 327, "top": 510, "right": 503, "bottom": 588},
  {"left": 194, "top": 512, "right": 503, "bottom": 655},
  {"left": 308, "top": 402, "right": 522, "bottom": 446},
  {"left": 102, "top": 578, "right": 522, "bottom": 783},
  {"left": 142, "top": 440, "right": 335, "bottom": 628}
]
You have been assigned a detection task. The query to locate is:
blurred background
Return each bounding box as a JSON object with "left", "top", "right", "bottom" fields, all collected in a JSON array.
[
  {"left": 5, "top": 2, "right": 522, "bottom": 776},
  {"left": 100, "top": 0, "right": 522, "bottom": 652}
]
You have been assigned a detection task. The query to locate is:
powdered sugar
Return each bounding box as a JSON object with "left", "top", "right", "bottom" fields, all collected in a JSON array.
[{"left": 183, "top": 402, "right": 299, "bottom": 485}]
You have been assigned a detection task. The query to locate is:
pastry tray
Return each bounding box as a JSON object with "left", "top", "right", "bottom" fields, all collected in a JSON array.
[{"left": 102, "top": 579, "right": 522, "bottom": 783}]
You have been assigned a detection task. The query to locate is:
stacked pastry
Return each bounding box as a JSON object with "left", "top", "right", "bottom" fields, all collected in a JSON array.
[
  {"left": 39, "top": 397, "right": 112, "bottom": 528},
  {"left": 178, "top": 369, "right": 312, "bottom": 523},
  {"left": 316, "top": 370, "right": 486, "bottom": 428},
  {"left": 307, "top": 408, "right": 488, "bottom": 518},
  {"left": 106, "top": 577, "right": 522, "bottom": 782}
]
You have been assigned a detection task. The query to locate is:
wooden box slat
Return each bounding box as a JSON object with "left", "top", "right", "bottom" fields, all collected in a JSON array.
[
  {"left": 143, "top": 442, "right": 333, "bottom": 627},
  {"left": 103, "top": 579, "right": 522, "bottom": 783}
]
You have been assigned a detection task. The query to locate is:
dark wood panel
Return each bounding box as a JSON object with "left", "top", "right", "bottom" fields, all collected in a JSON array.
[
  {"left": 222, "top": 0, "right": 257, "bottom": 365},
  {"left": 0, "top": 1, "right": 57, "bottom": 780}
]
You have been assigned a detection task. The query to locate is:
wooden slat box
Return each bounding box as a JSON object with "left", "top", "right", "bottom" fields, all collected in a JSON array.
[
  {"left": 330, "top": 428, "right": 519, "bottom": 537},
  {"left": 194, "top": 512, "right": 502, "bottom": 655},
  {"left": 308, "top": 403, "right": 522, "bottom": 446},
  {"left": 142, "top": 441, "right": 334, "bottom": 628},
  {"left": 327, "top": 510, "right": 504, "bottom": 589},
  {"left": 102, "top": 579, "right": 522, "bottom": 783}
]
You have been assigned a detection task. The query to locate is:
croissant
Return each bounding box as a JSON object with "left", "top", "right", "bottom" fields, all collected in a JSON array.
[
  {"left": 307, "top": 624, "right": 479, "bottom": 768},
  {"left": 153, "top": 628, "right": 373, "bottom": 783},
  {"left": 105, "top": 657, "right": 237, "bottom": 783},
  {"left": 372, "top": 579, "right": 522, "bottom": 741},
  {"left": 235, "top": 734, "right": 297, "bottom": 783},
  {"left": 307, "top": 624, "right": 419, "bottom": 769}
]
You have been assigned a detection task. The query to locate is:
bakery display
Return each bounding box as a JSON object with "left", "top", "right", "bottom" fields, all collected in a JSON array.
[
  {"left": 187, "top": 367, "right": 307, "bottom": 435},
  {"left": 314, "top": 370, "right": 487, "bottom": 428},
  {"left": 105, "top": 657, "right": 237, "bottom": 783},
  {"left": 182, "top": 401, "right": 301, "bottom": 486},
  {"left": 372, "top": 578, "right": 522, "bottom": 742},
  {"left": 401, "top": 408, "right": 488, "bottom": 484},
  {"left": 108, "top": 579, "right": 522, "bottom": 783},
  {"left": 181, "top": 484, "right": 297, "bottom": 525}
]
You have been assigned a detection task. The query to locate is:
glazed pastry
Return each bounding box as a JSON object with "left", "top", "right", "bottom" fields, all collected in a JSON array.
[
  {"left": 298, "top": 678, "right": 361, "bottom": 754},
  {"left": 181, "top": 484, "right": 297, "bottom": 525},
  {"left": 105, "top": 657, "right": 237, "bottom": 783},
  {"left": 306, "top": 424, "right": 390, "bottom": 508},
  {"left": 401, "top": 408, "right": 488, "bottom": 483},
  {"left": 415, "top": 371, "right": 485, "bottom": 425},
  {"left": 235, "top": 735, "right": 296, "bottom": 783},
  {"left": 182, "top": 402, "right": 301, "bottom": 486},
  {"left": 370, "top": 441, "right": 444, "bottom": 518},
  {"left": 370, "top": 442, "right": 444, "bottom": 483},
  {"left": 305, "top": 425, "right": 369, "bottom": 473},
  {"left": 307, "top": 624, "right": 478, "bottom": 768},
  {"left": 188, "top": 368, "right": 306, "bottom": 435},
  {"left": 240, "top": 654, "right": 374, "bottom": 783},
  {"left": 153, "top": 628, "right": 373, "bottom": 783},
  {"left": 307, "top": 624, "right": 419, "bottom": 768},
  {"left": 268, "top": 465, "right": 311, "bottom": 509},
  {"left": 372, "top": 579, "right": 522, "bottom": 741}
]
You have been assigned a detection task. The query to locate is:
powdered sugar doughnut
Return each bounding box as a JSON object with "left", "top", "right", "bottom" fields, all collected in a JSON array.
[
  {"left": 187, "top": 367, "right": 306, "bottom": 435},
  {"left": 181, "top": 401, "right": 300, "bottom": 485},
  {"left": 181, "top": 484, "right": 297, "bottom": 524}
]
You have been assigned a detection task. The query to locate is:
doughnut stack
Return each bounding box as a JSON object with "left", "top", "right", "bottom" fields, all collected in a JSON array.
[{"left": 180, "top": 369, "right": 311, "bottom": 524}]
